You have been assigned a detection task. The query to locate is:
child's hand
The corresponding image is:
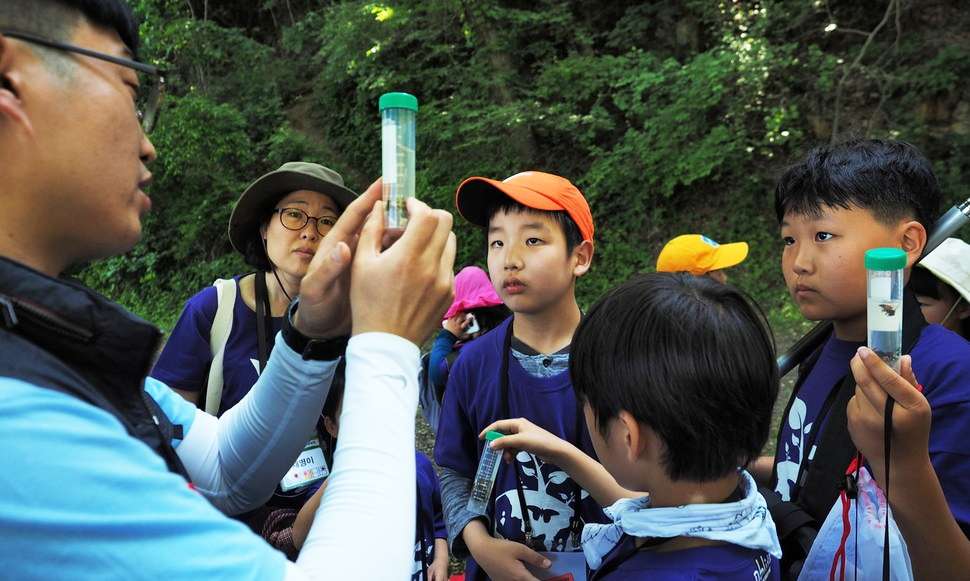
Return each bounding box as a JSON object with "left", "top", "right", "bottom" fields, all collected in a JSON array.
[
  {"left": 848, "top": 349, "right": 932, "bottom": 488},
  {"left": 443, "top": 312, "right": 472, "bottom": 339},
  {"left": 481, "top": 418, "right": 569, "bottom": 464},
  {"left": 428, "top": 539, "right": 449, "bottom": 581},
  {"left": 469, "top": 534, "right": 548, "bottom": 581}
]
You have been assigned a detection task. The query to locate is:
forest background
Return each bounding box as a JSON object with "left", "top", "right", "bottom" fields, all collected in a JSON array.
[{"left": 82, "top": 0, "right": 970, "bottom": 350}]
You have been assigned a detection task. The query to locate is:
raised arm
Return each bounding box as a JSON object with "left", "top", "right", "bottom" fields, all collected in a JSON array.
[{"left": 483, "top": 418, "right": 643, "bottom": 508}]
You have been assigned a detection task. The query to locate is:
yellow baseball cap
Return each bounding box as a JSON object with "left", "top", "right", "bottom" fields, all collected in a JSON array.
[{"left": 656, "top": 234, "right": 749, "bottom": 275}]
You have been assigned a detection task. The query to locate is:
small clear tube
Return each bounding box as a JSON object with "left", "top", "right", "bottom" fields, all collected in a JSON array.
[
  {"left": 466, "top": 431, "right": 504, "bottom": 515},
  {"left": 379, "top": 92, "right": 418, "bottom": 229},
  {"left": 866, "top": 248, "right": 907, "bottom": 371}
]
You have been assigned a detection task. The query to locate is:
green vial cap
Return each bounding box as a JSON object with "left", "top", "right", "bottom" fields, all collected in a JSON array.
[
  {"left": 379, "top": 92, "right": 418, "bottom": 112},
  {"left": 484, "top": 430, "right": 504, "bottom": 442},
  {"left": 865, "top": 247, "right": 907, "bottom": 270}
]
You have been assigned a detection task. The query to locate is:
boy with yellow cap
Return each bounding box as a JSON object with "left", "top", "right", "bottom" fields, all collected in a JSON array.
[{"left": 656, "top": 234, "right": 749, "bottom": 283}]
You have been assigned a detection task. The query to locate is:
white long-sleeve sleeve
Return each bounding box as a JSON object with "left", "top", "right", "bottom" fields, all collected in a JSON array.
[
  {"left": 175, "top": 331, "right": 339, "bottom": 515},
  {"left": 290, "top": 332, "right": 420, "bottom": 580}
]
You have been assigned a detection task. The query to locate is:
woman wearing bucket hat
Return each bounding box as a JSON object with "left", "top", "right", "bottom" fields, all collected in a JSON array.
[
  {"left": 911, "top": 237, "right": 970, "bottom": 340},
  {"left": 150, "top": 161, "right": 357, "bottom": 551}
]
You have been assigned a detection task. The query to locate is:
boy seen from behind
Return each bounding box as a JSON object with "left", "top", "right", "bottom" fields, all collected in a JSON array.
[
  {"left": 435, "top": 171, "right": 604, "bottom": 580},
  {"left": 485, "top": 273, "right": 782, "bottom": 580}
]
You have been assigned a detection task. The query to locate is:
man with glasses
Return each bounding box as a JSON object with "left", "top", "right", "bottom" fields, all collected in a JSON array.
[{"left": 0, "top": 1, "right": 457, "bottom": 579}]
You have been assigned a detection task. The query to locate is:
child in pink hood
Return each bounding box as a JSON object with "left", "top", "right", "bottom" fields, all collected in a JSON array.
[{"left": 419, "top": 266, "right": 509, "bottom": 432}]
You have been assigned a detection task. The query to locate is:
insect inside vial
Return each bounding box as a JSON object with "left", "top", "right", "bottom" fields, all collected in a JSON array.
[{"left": 879, "top": 303, "right": 897, "bottom": 316}]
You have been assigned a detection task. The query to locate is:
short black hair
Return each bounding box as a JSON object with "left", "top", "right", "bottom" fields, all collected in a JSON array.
[
  {"left": 911, "top": 266, "right": 970, "bottom": 339},
  {"left": 484, "top": 195, "right": 584, "bottom": 255},
  {"left": 322, "top": 359, "right": 347, "bottom": 421},
  {"left": 241, "top": 225, "right": 272, "bottom": 272},
  {"left": 469, "top": 304, "right": 512, "bottom": 334},
  {"left": 775, "top": 139, "right": 942, "bottom": 229},
  {"left": 0, "top": 1, "right": 140, "bottom": 58},
  {"left": 910, "top": 265, "right": 946, "bottom": 300},
  {"left": 571, "top": 273, "right": 779, "bottom": 482}
]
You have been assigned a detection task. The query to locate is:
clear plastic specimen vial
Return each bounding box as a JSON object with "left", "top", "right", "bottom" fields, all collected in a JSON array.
[
  {"left": 466, "top": 431, "right": 504, "bottom": 515},
  {"left": 866, "top": 248, "right": 907, "bottom": 372},
  {"left": 379, "top": 92, "right": 418, "bottom": 229}
]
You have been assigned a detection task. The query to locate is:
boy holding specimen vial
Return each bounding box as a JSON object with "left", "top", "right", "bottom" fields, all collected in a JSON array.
[
  {"left": 435, "top": 171, "right": 606, "bottom": 581},
  {"left": 747, "top": 139, "right": 970, "bottom": 579},
  {"left": 481, "top": 273, "right": 783, "bottom": 580}
]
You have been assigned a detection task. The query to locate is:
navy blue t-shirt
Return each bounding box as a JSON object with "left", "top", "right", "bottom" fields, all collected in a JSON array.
[
  {"left": 774, "top": 335, "right": 862, "bottom": 501},
  {"left": 774, "top": 325, "right": 970, "bottom": 530},
  {"left": 435, "top": 317, "right": 607, "bottom": 581},
  {"left": 414, "top": 451, "right": 447, "bottom": 580},
  {"left": 593, "top": 536, "right": 779, "bottom": 581},
  {"left": 150, "top": 278, "right": 325, "bottom": 509},
  {"left": 151, "top": 275, "right": 283, "bottom": 417}
]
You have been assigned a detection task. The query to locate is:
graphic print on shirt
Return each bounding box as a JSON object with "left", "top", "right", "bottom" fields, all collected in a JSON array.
[
  {"left": 411, "top": 538, "right": 432, "bottom": 581},
  {"left": 775, "top": 396, "right": 812, "bottom": 501},
  {"left": 753, "top": 553, "right": 773, "bottom": 581},
  {"left": 494, "top": 451, "right": 584, "bottom": 552}
]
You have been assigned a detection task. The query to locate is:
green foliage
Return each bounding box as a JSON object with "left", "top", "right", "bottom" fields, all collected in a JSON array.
[{"left": 81, "top": 0, "right": 970, "bottom": 337}]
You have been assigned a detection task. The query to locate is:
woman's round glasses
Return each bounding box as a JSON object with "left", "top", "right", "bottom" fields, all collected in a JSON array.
[{"left": 274, "top": 207, "right": 338, "bottom": 237}]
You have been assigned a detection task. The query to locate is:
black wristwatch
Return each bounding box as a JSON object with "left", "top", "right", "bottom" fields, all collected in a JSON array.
[{"left": 281, "top": 299, "right": 348, "bottom": 361}]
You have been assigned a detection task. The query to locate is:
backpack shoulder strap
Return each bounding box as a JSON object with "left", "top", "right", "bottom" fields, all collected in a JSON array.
[{"left": 204, "top": 277, "right": 237, "bottom": 416}]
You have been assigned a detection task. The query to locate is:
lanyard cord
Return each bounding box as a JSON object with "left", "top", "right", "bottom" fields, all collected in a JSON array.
[
  {"left": 881, "top": 397, "right": 893, "bottom": 581},
  {"left": 497, "top": 319, "right": 584, "bottom": 549},
  {"left": 253, "top": 272, "right": 273, "bottom": 372}
]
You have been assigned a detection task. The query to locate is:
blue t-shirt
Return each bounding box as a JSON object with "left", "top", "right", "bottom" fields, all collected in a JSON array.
[
  {"left": 774, "top": 325, "right": 970, "bottom": 530},
  {"left": 151, "top": 275, "right": 283, "bottom": 417},
  {"left": 435, "top": 317, "right": 607, "bottom": 581},
  {"left": 593, "top": 536, "right": 779, "bottom": 581},
  {"left": 414, "top": 451, "right": 447, "bottom": 580},
  {"left": 0, "top": 376, "right": 287, "bottom": 579},
  {"left": 774, "top": 335, "right": 863, "bottom": 501}
]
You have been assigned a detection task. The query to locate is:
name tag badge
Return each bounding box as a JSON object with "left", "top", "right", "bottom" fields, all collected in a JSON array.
[{"left": 280, "top": 437, "right": 329, "bottom": 492}]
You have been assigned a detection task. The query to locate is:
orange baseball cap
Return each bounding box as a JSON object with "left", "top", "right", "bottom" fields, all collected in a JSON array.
[
  {"left": 455, "top": 171, "right": 594, "bottom": 242},
  {"left": 656, "top": 234, "right": 749, "bottom": 275}
]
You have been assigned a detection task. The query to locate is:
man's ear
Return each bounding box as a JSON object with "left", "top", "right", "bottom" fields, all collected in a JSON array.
[
  {"left": 572, "top": 240, "right": 594, "bottom": 277},
  {"left": 899, "top": 219, "right": 927, "bottom": 268},
  {"left": 0, "top": 35, "right": 35, "bottom": 135}
]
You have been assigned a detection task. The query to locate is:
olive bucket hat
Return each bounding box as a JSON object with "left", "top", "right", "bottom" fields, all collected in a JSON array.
[{"left": 228, "top": 161, "right": 358, "bottom": 253}]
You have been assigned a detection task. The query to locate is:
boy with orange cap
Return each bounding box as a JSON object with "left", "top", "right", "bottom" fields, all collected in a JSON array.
[
  {"left": 435, "top": 171, "right": 605, "bottom": 580},
  {"left": 656, "top": 234, "right": 749, "bottom": 283}
]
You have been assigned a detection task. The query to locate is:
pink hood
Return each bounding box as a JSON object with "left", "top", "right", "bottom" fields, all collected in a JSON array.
[{"left": 443, "top": 266, "right": 504, "bottom": 320}]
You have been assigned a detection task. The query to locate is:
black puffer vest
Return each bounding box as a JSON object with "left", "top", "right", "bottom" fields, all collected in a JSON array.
[{"left": 0, "top": 257, "right": 189, "bottom": 479}]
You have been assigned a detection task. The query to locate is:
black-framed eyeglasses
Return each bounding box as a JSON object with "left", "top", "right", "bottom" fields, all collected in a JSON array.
[
  {"left": 274, "top": 207, "right": 339, "bottom": 237},
  {"left": 0, "top": 29, "right": 165, "bottom": 133}
]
